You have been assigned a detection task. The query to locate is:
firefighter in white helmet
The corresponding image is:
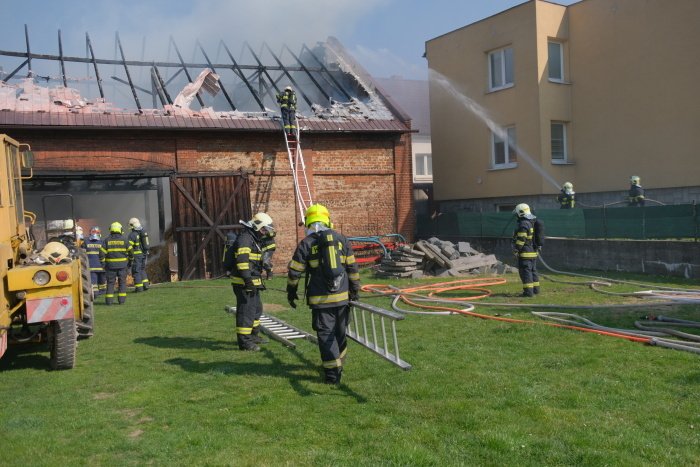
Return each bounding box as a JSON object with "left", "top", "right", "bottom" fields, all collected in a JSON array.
[
  {"left": 511, "top": 203, "right": 543, "bottom": 297},
  {"left": 128, "top": 217, "right": 150, "bottom": 292},
  {"left": 226, "top": 212, "right": 276, "bottom": 351},
  {"left": 557, "top": 182, "right": 575, "bottom": 209},
  {"left": 628, "top": 176, "right": 645, "bottom": 207}
]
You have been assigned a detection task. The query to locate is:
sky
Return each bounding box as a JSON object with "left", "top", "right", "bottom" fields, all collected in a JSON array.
[{"left": 0, "top": 0, "right": 580, "bottom": 82}]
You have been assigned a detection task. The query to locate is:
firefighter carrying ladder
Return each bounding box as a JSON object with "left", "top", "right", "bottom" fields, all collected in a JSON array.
[
  {"left": 284, "top": 118, "right": 313, "bottom": 221},
  {"left": 225, "top": 300, "right": 412, "bottom": 370}
]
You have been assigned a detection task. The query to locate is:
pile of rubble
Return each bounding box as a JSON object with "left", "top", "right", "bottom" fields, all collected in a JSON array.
[{"left": 374, "top": 238, "right": 518, "bottom": 279}]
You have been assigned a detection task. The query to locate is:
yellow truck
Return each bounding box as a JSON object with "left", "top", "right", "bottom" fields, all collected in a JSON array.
[{"left": 0, "top": 134, "right": 93, "bottom": 370}]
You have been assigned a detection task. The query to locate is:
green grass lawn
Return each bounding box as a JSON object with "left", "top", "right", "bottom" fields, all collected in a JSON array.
[{"left": 1, "top": 269, "right": 699, "bottom": 466}]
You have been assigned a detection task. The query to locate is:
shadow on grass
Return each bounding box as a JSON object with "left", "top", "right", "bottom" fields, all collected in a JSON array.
[
  {"left": 134, "top": 336, "right": 235, "bottom": 351},
  {"left": 165, "top": 347, "right": 368, "bottom": 403},
  {"left": 0, "top": 346, "right": 50, "bottom": 372}
]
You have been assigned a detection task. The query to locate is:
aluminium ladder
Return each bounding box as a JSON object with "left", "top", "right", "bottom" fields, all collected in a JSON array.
[{"left": 283, "top": 117, "right": 313, "bottom": 221}]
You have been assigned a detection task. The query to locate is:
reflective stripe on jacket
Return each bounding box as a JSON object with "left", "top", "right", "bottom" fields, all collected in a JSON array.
[
  {"left": 512, "top": 218, "right": 538, "bottom": 259},
  {"left": 100, "top": 233, "right": 133, "bottom": 270},
  {"left": 229, "top": 228, "right": 264, "bottom": 288}
]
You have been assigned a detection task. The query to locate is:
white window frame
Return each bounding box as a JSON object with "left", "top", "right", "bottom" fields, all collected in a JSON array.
[
  {"left": 548, "top": 41, "right": 564, "bottom": 82},
  {"left": 488, "top": 46, "right": 514, "bottom": 91},
  {"left": 414, "top": 153, "right": 433, "bottom": 180},
  {"left": 551, "top": 121, "right": 568, "bottom": 163},
  {"left": 491, "top": 126, "right": 517, "bottom": 169}
]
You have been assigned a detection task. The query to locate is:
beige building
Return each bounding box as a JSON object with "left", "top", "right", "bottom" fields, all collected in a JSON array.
[{"left": 425, "top": 0, "right": 700, "bottom": 212}]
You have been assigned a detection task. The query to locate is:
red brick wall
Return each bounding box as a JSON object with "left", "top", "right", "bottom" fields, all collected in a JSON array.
[{"left": 9, "top": 128, "right": 415, "bottom": 270}]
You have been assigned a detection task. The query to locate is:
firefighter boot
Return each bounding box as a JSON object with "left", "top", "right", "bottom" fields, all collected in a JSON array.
[
  {"left": 251, "top": 332, "right": 269, "bottom": 345},
  {"left": 522, "top": 288, "right": 534, "bottom": 298},
  {"left": 533, "top": 286, "right": 540, "bottom": 295},
  {"left": 237, "top": 334, "right": 260, "bottom": 352},
  {"left": 324, "top": 368, "right": 341, "bottom": 385}
]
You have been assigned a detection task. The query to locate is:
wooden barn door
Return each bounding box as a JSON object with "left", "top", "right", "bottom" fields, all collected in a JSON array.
[{"left": 170, "top": 172, "right": 251, "bottom": 280}]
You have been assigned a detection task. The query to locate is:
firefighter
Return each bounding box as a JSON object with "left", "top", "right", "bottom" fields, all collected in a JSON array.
[
  {"left": 287, "top": 204, "right": 361, "bottom": 385},
  {"left": 83, "top": 226, "right": 106, "bottom": 296},
  {"left": 100, "top": 221, "right": 132, "bottom": 305},
  {"left": 557, "top": 181, "right": 575, "bottom": 209},
  {"left": 628, "top": 176, "right": 645, "bottom": 207},
  {"left": 128, "top": 217, "right": 150, "bottom": 292},
  {"left": 276, "top": 85, "right": 297, "bottom": 138},
  {"left": 227, "top": 212, "right": 275, "bottom": 351},
  {"left": 511, "top": 203, "right": 541, "bottom": 297}
]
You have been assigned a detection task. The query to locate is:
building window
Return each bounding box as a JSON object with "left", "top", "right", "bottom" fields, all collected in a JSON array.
[
  {"left": 488, "top": 47, "right": 514, "bottom": 91},
  {"left": 492, "top": 126, "right": 517, "bottom": 168},
  {"left": 548, "top": 41, "right": 564, "bottom": 82},
  {"left": 551, "top": 122, "right": 567, "bottom": 163},
  {"left": 415, "top": 153, "right": 433, "bottom": 178}
]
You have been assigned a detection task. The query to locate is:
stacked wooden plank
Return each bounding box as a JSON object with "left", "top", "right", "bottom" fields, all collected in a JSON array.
[{"left": 374, "top": 238, "right": 518, "bottom": 278}]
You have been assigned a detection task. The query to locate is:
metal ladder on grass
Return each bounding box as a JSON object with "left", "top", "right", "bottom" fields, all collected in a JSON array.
[
  {"left": 283, "top": 117, "right": 313, "bottom": 220},
  {"left": 224, "top": 306, "right": 316, "bottom": 348},
  {"left": 225, "top": 302, "right": 412, "bottom": 370}
]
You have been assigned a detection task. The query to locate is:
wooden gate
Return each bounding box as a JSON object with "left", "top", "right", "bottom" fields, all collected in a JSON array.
[{"left": 170, "top": 172, "right": 251, "bottom": 280}]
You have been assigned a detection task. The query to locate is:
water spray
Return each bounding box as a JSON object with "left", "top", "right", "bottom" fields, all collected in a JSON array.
[{"left": 429, "top": 69, "right": 562, "bottom": 191}]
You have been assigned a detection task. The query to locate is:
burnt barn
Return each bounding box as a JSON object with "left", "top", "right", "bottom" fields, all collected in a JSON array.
[{"left": 0, "top": 32, "right": 415, "bottom": 280}]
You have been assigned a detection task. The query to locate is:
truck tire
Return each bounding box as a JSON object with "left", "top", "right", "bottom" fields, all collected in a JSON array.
[
  {"left": 77, "top": 250, "right": 95, "bottom": 339},
  {"left": 49, "top": 319, "right": 77, "bottom": 370}
]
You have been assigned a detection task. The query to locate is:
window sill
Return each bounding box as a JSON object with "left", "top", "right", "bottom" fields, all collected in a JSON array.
[
  {"left": 488, "top": 163, "right": 518, "bottom": 171},
  {"left": 548, "top": 79, "right": 571, "bottom": 85},
  {"left": 551, "top": 160, "right": 574, "bottom": 165},
  {"left": 487, "top": 83, "right": 514, "bottom": 94}
]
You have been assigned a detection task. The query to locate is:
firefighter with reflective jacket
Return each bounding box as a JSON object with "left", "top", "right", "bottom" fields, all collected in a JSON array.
[
  {"left": 83, "top": 226, "right": 106, "bottom": 296},
  {"left": 128, "top": 217, "right": 150, "bottom": 292},
  {"left": 225, "top": 213, "right": 275, "bottom": 351},
  {"left": 512, "top": 203, "right": 542, "bottom": 297},
  {"left": 276, "top": 85, "right": 297, "bottom": 138},
  {"left": 557, "top": 181, "right": 575, "bottom": 209},
  {"left": 628, "top": 175, "right": 645, "bottom": 207},
  {"left": 100, "top": 221, "right": 133, "bottom": 305},
  {"left": 287, "top": 204, "right": 361, "bottom": 385}
]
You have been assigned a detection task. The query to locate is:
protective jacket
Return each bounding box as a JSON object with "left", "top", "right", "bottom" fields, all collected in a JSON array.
[
  {"left": 128, "top": 229, "right": 149, "bottom": 257},
  {"left": 99, "top": 233, "right": 132, "bottom": 270},
  {"left": 276, "top": 89, "right": 297, "bottom": 110},
  {"left": 287, "top": 229, "right": 360, "bottom": 309},
  {"left": 228, "top": 228, "right": 264, "bottom": 289},
  {"left": 512, "top": 217, "right": 538, "bottom": 259},
  {"left": 83, "top": 237, "right": 104, "bottom": 272},
  {"left": 557, "top": 190, "right": 575, "bottom": 209},
  {"left": 628, "top": 184, "right": 645, "bottom": 206}
]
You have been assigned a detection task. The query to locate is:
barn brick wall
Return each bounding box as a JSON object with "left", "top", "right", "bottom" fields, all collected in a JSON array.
[{"left": 8, "top": 128, "right": 415, "bottom": 273}]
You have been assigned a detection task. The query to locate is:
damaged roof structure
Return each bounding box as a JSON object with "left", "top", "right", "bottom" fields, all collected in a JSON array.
[
  {"left": 0, "top": 27, "right": 415, "bottom": 280},
  {"left": 0, "top": 28, "right": 407, "bottom": 131}
]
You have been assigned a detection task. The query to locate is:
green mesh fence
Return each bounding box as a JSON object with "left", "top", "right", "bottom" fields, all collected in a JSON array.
[{"left": 416, "top": 204, "right": 699, "bottom": 240}]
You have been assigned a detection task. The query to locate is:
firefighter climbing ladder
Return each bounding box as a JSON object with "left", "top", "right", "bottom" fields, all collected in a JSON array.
[
  {"left": 284, "top": 118, "right": 313, "bottom": 220},
  {"left": 225, "top": 301, "right": 412, "bottom": 370}
]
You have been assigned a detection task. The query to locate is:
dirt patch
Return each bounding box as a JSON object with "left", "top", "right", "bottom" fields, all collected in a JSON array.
[
  {"left": 93, "top": 392, "right": 115, "bottom": 400},
  {"left": 264, "top": 303, "right": 287, "bottom": 313},
  {"left": 128, "top": 429, "right": 144, "bottom": 438}
]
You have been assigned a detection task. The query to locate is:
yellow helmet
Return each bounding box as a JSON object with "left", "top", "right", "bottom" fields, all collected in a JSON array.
[
  {"left": 40, "top": 241, "right": 71, "bottom": 265},
  {"left": 513, "top": 203, "right": 531, "bottom": 218},
  {"left": 304, "top": 204, "right": 330, "bottom": 227},
  {"left": 110, "top": 221, "right": 123, "bottom": 233}
]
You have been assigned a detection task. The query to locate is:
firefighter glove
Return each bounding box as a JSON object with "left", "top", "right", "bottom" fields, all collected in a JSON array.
[
  {"left": 287, "top": 285, "right": 299, "bottom": 309},
  {"left": 349, "top": 290, "right": 359, "bottom": 302},
  {"left": 265, "top": 268, "right": 273, "bottom": 280}
]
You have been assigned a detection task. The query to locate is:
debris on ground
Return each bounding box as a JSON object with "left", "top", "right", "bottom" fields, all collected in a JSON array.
[{"left": 374, "top": 238, "right": 517, "bottom": 279}]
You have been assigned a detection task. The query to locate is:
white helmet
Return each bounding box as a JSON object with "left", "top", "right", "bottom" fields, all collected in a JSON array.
[
  {"left": 630, "top": 175, "right": 640, "bottom": 185},
  {"left": 251, "top": 212, "right": 274, "bottom": 233},
  {"left": 129, "top": 217, "right": 142, "bottom": 230},
  {"left": 513, "top": 203, "right": 532, "bottom": 218},
  {"left": 285, "top": 86, "right": 292, "bottom": 91},
  {"left": 39, "top": 241, "right": 71, "bottom": 265},
  {"left": 63, "top": 219, "right": 75, "bottom": 230},
  {"left": 562, "top": 182, "right": 573, "bottom": 191}
]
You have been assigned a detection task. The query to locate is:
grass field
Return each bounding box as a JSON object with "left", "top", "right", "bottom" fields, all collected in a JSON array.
[{"left": 1, "top": 268, "right": 699, "bottom": 466}]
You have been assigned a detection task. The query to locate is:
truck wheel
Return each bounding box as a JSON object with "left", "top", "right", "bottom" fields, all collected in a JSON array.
[
  {"left": 49, "top": 319, "right": 76, "bottom": 370},
  {"left": 77, "top": 250, "right": 95, "bottom": 339}
]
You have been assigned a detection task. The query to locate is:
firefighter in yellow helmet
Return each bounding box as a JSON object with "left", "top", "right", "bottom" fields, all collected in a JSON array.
[
  {"left": 276, "top": 85, "right": 297, "bottom": 139},
  {"left": 99, "top": 221, "right": 133, "bottom": 305},
  {"left": 228, "top": 212, "right": 275, "bottom": 351},
  {"left": 628, "top": 176, "right": 645, "bottom": 207},
  {"left": 287, "top": 203, "right": 361, "bottom": 384},
  {"left": 511, "top": 203, "right": 543, "bottom": 297}
]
